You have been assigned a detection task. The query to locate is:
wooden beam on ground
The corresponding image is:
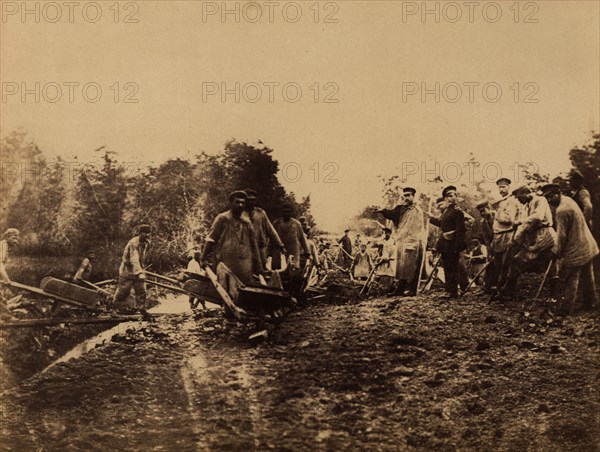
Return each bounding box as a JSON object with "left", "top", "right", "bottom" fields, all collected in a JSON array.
[{"left": 0, "top": 314, "right": 145, "bottom": 329}]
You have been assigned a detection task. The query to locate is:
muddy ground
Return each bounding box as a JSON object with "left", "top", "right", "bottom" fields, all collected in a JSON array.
[{"left": 1, "top": 288, "right": 599, "bottom": 451}]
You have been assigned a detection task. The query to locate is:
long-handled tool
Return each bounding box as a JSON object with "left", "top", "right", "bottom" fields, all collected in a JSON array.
[
  {"left": 422, "top": 254, "right": 442, "bottom": 292},
  {"left": 462, "top": 260, "right": 491, "bottom": 295},
  {"left": 145, "top": 271, "right": 181, "bottom": 285},
  {"left": 359, "top": 261, "right": 382, "bottom": 295},
  {"left": 532, "top": 258, "right": 556, "bottom": 303},
  {"left": 80, "top": 279, "right": 114, "bottom": 297}
]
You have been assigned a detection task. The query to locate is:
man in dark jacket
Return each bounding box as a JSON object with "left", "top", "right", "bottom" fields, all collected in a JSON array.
[
  {"left": 337, "top": 229, "right": 353, "bottom": 270},
  {"left": 428, "top": 186, "right": 466, "bottom": 299}
]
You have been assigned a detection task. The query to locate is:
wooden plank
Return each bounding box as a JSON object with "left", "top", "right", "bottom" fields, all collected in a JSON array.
[
  {"left": 0, "top": 314, "right": 144, "bottom": 329},
  {"left": 6, "top": 281, "right": 104, "bottom": 313},
  {"left": 204, "top": 265, "right": 246, "bottom": 320}
]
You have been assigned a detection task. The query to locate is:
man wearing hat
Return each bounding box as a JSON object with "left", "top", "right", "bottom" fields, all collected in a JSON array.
[
  {"left": 336, "top": 228, "right": 353, "bottom": 270},
  {"left": 497, "top": 185, "right": 556, "bottom": 299},
  {"left": 201, "top": 190, "right": 263, "bottom": 285},
  {"left": 0, "top": 228, "right": 20, "bottom": 283},
  {"left": 543, "top": 183, "right": 598, "bottom": 314},
  {"left": 112, "top": 224, "right": 152, "bottom": 312},
  {"left": 568, "top": 168, "right": 593, "bottom": 228},
  {"left": 243, "top": 189, "right": 285, "bottom": 268},
  {"left": 428, "top": 186, "right": 466, "bottom": 298},
  {"left": 489, "top": 178, "right": 521, "bottom": 289},
  {"left": 272, "top": 203, "right": 310, "bottom": 270},
  {"left": 377, "top": 187, "right": 425, "bottom": 296}
]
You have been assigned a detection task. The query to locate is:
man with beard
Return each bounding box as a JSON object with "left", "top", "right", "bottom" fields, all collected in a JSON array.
[
  {"left": 377, "top": 187, "right": 425, "bottom": 296},
  {"left": 497, "top": 185, "right": 556, "bottom": 300},
  {"left": 542, "top": 183, "right": 598, "bottom": 314},
  {"left": 243, "top": 189, "right": 285, "bottom": 268},
  {"left": 201, "top": 191, "right": 263, "bottom": 285}
]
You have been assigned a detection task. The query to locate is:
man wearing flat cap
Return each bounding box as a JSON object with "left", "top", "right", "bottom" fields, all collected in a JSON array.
[
  {"left": 0, "top": 228, "right": 20, "bottom": 283},
  {"left": 497, "top": 185, "right": 556, "bottom": 299},
  {"left": 490, "top": 178, "right": 521, "bottom": 272},
  {"left": 112, "top": 224, "right": 152, "bottom": 312},
  {"left": 377, "top": 187, "right": 424, "bottom": 296},
  {"left": 201, "top": 190, "right": 263, "bottom": 285},
  {"left": 568, "top": 168, "right": 593, "bottom": 228},
  {"left": 543, "top": 183, "right": 599, "bottom": 314},
  {"left": 243, "top": 189, "right": 285, "bottom": 268},
  {"left": 427, "top": 186, "right": 466, "bottom": 299}
]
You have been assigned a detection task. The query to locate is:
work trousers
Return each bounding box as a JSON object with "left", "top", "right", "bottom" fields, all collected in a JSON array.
[
  {"left": 562, "top": 260, "right": 598, "bottom": 309},
  {"left": 442, "top": 250, "right": 460, "bottom": 297},
  {"left": 113, "top": 276, "right": 147, "bottom": 309}
]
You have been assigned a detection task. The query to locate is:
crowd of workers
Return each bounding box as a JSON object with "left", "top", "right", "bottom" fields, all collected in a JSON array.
[{"left": 0, "top": 168, "right": 597, "bottom": 317}]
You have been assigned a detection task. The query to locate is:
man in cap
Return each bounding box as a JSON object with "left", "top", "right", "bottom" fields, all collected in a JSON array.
[
  {"left": 201, "top": 190, "right": 263, "bottom": 285},
  {"left": 243, "top": 189, "right": 285, "bottom": 268},
  {"left": 112, "top": 224, "right": 151, "bottom": 312},
  {"left": 567, "top": 168, "right": 593, "bottom": 228},
  {"left": 427, "top": 186, "right": 466, "bottom": 298},
  {"left": 272, "top": 203, "right": 310, "bottom": 270},
  {"left": 489, "top": 178, "right": 522, "bottom": 289},
  {"left": 0, "top": 228, "right": 20, "bottom": 283},
  {"left": 476, "top": 201, "right": 496, "bottom": 293},
  {"left": 336, "top": 228, "right": 353, "bottom": 270},
  {"left": 542, "top": 183, "right": 599, "bottom": 314},
  {"left": 497, "top": 185, "right": 556, "bottom": 299},
  {"left": 377, "top": 187, "right": 425, "bottom": 296},
  {"left": 302, "top": 223, "right": 321, "bottom": 269}
]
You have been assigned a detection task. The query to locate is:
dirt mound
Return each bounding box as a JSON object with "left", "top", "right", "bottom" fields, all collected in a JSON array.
[{"left": 1, "top": 291, "right": 598, "bottom": 450}]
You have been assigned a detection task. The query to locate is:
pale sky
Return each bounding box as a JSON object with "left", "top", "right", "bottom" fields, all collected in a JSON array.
[{"left": 1, "top": 1, "right": 598, "bottom": 231}]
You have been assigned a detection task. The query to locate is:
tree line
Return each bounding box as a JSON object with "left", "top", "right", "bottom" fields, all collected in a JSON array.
[{"left": 0, "top": 132, "right": 314, "bottom": 278}]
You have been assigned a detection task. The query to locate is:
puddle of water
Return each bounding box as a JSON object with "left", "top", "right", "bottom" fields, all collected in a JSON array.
[
  {"left": 41, "top": 321, "right": 139, "bottom": 373},
  {"left": 41, "top": 293, "right": 219, "bottom": 373}
]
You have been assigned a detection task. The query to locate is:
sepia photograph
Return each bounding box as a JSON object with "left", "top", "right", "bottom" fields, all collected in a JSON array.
[{"left": 1, "top": 1, "right": 599, "bottom": 450}]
